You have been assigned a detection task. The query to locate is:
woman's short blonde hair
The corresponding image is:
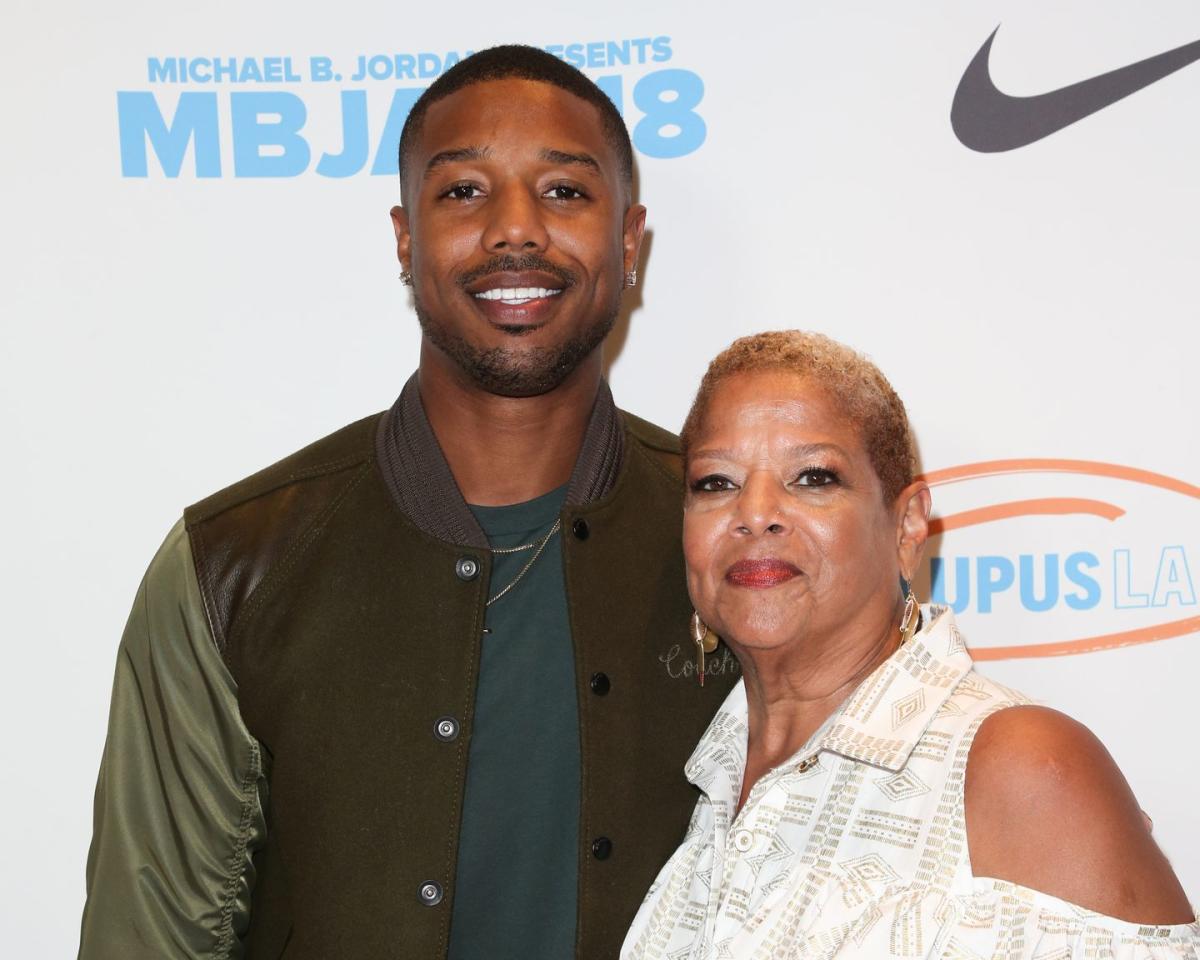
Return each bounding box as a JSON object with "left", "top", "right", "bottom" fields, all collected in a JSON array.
[{"left": 680, "top": 330, "right": 917, "bottom": 503}]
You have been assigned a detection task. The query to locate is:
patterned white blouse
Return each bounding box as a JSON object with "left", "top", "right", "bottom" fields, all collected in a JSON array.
[{"left": 622, "top": 606, "right": 1199, "bottom": 959}]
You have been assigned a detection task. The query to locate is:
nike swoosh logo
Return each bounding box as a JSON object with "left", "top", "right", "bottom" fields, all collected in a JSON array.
[{"left": 952, "top": 26, "right": 1200, "bottom": 152}]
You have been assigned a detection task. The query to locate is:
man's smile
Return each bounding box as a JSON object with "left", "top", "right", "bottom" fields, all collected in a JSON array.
[
  {"left": 463, "top": 267, "right": 573, "bottom": 326},
  {"left": 473, "top": 286, "right": 563, "bottom": 305}
]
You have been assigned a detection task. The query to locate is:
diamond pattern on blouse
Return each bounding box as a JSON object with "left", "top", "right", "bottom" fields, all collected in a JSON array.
[
  {"left": 876, "top": 768, "right": 933, "bottom": 803},
  {"left": 892, "top": 690, "right": 928, "bottom": 730},
  {"left": 940, "top": 937, "right": 986, "bottom": 960},
  {"left": 840, "top": 853, "right": 903, "bottom": 910},
  {"left": 946, "top": 622, "right": 967, "bottom": 658}
]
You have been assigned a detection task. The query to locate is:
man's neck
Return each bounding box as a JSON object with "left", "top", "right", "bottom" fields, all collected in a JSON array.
[{"left": 417, "top": 344, "right": 602, "bottom": 507}]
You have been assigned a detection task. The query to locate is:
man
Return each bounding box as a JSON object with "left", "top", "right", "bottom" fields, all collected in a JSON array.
[{"left": 79, "top": 45, "right": 737, "bottom": 959}]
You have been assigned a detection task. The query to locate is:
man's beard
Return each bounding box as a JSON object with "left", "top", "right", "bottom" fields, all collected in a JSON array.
[{"left": 414, "top": 291, "right": 618, "bottom": 398}]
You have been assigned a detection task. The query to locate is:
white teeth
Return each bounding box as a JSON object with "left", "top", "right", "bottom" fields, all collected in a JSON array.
[{"left": 473, "top": 286, "right": 563, "bottom": 302}]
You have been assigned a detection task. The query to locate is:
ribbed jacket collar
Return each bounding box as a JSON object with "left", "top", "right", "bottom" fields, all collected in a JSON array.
[{"left": 375, "top": 372, "right": 626, "bottom": 549}]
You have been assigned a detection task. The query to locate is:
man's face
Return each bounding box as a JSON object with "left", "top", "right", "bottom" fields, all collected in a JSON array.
[{"left": 392, "top": 78, "right": 645, "bottom": 397}]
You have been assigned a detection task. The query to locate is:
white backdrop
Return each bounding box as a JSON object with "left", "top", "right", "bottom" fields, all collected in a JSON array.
[{"left": 3, "top": 1, "right": 1197, "bottom": 953}]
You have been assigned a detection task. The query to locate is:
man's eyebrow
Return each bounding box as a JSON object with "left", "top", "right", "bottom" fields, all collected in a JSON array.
[
  {"left": 540, "top": 149, "right": 601, "bottom": 172},
  {"left": 423, "top": 146, "right": 491, "bottom": 178}
]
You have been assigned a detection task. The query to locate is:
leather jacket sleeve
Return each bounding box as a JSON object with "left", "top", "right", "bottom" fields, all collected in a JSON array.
[{"left": 78, "top": 520, "right": 267, "bottom": 959}]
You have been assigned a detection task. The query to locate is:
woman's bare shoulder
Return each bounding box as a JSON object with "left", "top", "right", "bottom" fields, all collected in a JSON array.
[{"left": 964, "top": 704, "right": 1193, "bottom": 925}]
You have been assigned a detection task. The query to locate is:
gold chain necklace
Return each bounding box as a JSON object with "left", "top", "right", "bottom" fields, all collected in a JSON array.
[{"left": 485, "top": 518, "right": 562, "bottom": 607}]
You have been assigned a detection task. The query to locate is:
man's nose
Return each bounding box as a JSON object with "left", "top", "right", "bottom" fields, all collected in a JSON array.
[
  {"left": 481, "top": 182, "right": 550, "bottom": 253},
  {"left": 732, "top": 473, "right": 791, "bottom": 537}
]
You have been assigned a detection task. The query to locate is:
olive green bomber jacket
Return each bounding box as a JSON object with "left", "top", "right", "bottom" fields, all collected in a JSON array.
[{"left": 79, "top": 379, "right": 740, "bottom": 959}]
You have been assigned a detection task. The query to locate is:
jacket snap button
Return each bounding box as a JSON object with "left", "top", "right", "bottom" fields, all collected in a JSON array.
[
  {"left": 418, "top": 880, "right": 443, "bottom": 906},
  {"left": 591, "top": 836, "right": 612, "bottom": 860},
  {"left": 434, "top": 716, "right": 460, "bottom": 742},
  {"left": 589, "top": 672, "right": 610, "bottom": 696},
  {"left": 455, "top": 557, "right": 479, "bottom": 581},
  {"left": 571, "top": 518, "right": 590, "bottom": 541}
]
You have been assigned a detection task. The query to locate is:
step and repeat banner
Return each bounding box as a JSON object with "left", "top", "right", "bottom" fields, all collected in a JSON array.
[{"left": 3, "top": 0, "right": 1197, "bottom": 952}]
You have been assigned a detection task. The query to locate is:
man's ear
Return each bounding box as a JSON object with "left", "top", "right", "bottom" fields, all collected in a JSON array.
[
  {"left": 895, "top": 481, "right": 932, "bottom": 584},
  {"left": 391, "top": 205, "right": 412, "bottom": 273},
  {"left": 622, "top": 204, "right": 647, "bottom": 276}
]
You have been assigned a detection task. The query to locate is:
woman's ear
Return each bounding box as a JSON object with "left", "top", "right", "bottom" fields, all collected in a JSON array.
[{"left": 895, "top": 481, "right": 932, "bottom": 584}]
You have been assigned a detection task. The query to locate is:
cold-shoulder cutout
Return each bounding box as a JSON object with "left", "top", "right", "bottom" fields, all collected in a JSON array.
[{"left": 965, "top": 704, "right": 1193, "bottom": 925}]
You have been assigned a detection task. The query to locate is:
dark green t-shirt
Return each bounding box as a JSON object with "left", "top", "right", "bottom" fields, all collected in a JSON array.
[{"left": 448, "top": 486, "right": 580, "bottom": 959}]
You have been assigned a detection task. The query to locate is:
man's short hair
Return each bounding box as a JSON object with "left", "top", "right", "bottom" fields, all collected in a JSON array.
[{"left": 397, "top": 44, "right": 634, "bottom": 197}]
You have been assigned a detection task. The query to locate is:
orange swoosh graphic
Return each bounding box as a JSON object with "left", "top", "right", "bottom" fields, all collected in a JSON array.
[
  {"left": 971, "top": 615, "right": 1200, "bottom": 661},
  {"left": 920, "top": 459, "right": 1199, "bottom": 659},
  {"left": 930, "top": 497, "right": 1124, "bottom": 535},
  {"left": 920, "top": 458, "right": 1200, "bottom": 499}
]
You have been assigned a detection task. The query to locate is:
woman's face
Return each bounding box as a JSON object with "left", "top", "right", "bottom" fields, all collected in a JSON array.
[{"left": 684, "top": 370, "right": 915, "bottom": 655}]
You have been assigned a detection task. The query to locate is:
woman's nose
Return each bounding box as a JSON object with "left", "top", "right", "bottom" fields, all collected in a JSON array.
[
  {"left": 732, "top": 473, "right": 790, "bottom": 537},
  {"left": 481, "top": 182, "right": 550, "bottom": 254}
]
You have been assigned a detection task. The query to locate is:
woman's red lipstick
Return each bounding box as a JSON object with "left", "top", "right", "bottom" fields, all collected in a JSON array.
[{"left": 725, "top": 558, "right": 801, "bottom": 588}]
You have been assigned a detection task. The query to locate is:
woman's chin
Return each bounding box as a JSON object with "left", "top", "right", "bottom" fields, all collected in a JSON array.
[{"left": 719, "top": 616, "right": 810, "bottom": 658}]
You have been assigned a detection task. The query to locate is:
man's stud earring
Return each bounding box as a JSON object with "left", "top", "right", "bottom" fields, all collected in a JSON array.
[
  {"left": 624, "top": 269, "right": 637, "bottom": 288},
  {"left": 399, "top": 269, "right": 413, "bottom": 286}
]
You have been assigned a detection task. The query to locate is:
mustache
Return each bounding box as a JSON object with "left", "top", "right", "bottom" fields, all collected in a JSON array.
[{"left": 456, "top": 254, "right": 578, "bottom": 289}]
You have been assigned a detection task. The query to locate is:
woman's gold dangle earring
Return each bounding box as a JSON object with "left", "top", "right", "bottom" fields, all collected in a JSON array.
[
  {"left": 899, "top": 591, "right": 920, "bottom": 645},
  {"left": 690, "top": 611, "right": 720, "bottom": 686}
]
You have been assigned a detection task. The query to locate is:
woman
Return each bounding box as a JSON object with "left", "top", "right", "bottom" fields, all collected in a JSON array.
[{"left": 623, "top": 331, "right": 1196, "bottom": 958}]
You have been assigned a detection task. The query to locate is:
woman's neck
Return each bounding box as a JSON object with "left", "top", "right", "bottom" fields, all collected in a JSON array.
[{"left": 735, "top": 608, "right": 903, "bottom": 811}]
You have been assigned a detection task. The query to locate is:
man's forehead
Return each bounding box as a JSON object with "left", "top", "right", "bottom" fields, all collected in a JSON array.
[{"left": 416, "top": 78, "right": 613, "bottom": 161}]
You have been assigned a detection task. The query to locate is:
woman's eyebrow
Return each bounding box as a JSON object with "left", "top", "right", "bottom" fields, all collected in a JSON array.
[
  {"left": 783, "top": 442, "right": 848, "bottom": 459},
  {"left": 688, "top": 447, "right": 734, "bottom": 462},
  {"left": 690, "top": 442, "right": 848, "bottom": 462}
]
